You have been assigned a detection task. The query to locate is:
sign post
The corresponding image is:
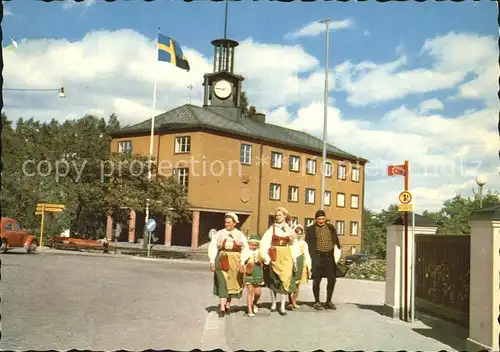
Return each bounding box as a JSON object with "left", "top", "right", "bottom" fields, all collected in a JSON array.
[
  {"left": 388, "top": 161, "right": 412, "bottom": 322},
  {"left": 35, "top": 203, "right": 65, "bottom": 247},
  {"left": 145, "top": 218, "right": 156, "bottom": 258}
]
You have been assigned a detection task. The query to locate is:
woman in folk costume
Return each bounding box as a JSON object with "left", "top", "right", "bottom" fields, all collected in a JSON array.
[
  {"left": 260, "top": 206, "right": 299, "bottom": 316},
  {"left": 208, "top": 212, "right": 248, "bottom": 318},
  {"left": 287, "top": 224, "right": 312, "bottom": 310},
  {"left": 240, "top": 234, "right": 271, "bottom": 317}
]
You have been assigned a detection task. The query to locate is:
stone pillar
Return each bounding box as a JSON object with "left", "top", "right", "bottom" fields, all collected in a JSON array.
[
  {"left": 106, "top": 216, "right": 113, "bottom": 241},
  {"left": 466, "top": 206, "right": 500, "bottom": 351},
  {"left": 165, "top": 218, "right": 172, "bottom": 247},
  {"left": 128, "top": 210, "right": 136, "bottom": 243},
  {"left": 383, "top": 216, "right": 438, "bottom": 319},
  {"left": 191, "top": 210, "right": 200, "bottom": 248}
]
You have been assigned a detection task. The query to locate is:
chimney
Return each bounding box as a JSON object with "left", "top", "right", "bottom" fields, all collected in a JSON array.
[{"left": 249, "top": 112, "right": 266, "bottom": 124}]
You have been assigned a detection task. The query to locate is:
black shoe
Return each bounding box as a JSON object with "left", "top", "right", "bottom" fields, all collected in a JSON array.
[
  {"left": 278, "top": 310, "right": 287, "bottom": 316},
  {"left": 218, "top": 310, "right": 226, "bottom": 318},
  {"left": 313, "top": 302, "right": 324, "bottom": 310},
  {"left": 286, "top": 303, "right": 294, "bottom": 311},
  {"left": 325, "top": 302, "right": 337, "bottom": 310}
]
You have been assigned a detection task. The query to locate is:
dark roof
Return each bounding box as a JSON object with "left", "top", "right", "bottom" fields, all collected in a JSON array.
[
  {"left": 114, "top": 104, "right": 368, "bottom": 163},
  {"left": 469, "top": 204, "right": 500, "bottom": 221},
  {"left": 392, "top": 213, "right": 438, "bottom": 227}
]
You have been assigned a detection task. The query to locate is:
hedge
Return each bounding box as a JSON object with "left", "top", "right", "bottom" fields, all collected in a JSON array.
[{"left": 345, "top": 259, "right": 386, "bottom": 282}]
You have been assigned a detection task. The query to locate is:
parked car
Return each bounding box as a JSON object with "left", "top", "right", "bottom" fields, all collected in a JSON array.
[
  {"left": 345, "top": 253, "right": 369, "bottom": 265},
  {"left": 0, "top": 217, "right": 39, "bottom": 254},
  {"left": 50, "top": 233, "right": 109, "bottom": 253}
]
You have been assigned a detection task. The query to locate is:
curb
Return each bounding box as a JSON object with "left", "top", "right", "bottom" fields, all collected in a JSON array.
[{"left": 131, "top": 256, "right": 209, "bottom": 265}]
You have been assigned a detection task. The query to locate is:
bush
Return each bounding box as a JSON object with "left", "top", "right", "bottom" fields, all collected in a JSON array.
[{"left": 345, "top": 259, "right": 386, "bottom": 281}]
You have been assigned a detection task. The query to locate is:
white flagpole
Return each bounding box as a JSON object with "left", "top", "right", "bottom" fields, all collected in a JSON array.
[
  {"left": 145, "top": 27, "right": 160, "bottom": 228},
  {"left": 320, "top": 16, "right": 331, "bottom": 210}
]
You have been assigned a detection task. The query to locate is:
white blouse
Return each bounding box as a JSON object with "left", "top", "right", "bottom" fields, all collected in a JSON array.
[
  {"left": 208, "top": 228, "right": 247, "bottom": 264},
  {"left": 260, "top": 222, "right": 300, "bottom": 260}
]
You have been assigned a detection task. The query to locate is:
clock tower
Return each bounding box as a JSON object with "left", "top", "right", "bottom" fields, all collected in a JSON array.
[{"left": 202, "top": 38, "right": 245, "bottom": 120}]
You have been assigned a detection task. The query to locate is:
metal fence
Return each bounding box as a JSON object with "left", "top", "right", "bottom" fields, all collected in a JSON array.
[{"left": 415, "top": 234, "right": 470, "bottom": 327}]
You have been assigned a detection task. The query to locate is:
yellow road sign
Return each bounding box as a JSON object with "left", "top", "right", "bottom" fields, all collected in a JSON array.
[
  {"left": 45, "top": 208, "right": 64, "bottom": 213},
  {"left": 398, "top": 204, "right": 414, "bottom": 212},
  {"left": 36, "top": 203, "right": 65, "bottom": 209},
  {"left": 35, "top": 211, "right": 43, "bottom": 216},
  {"left": 398, "top": 191, "right": 412, "bottom": 204}
]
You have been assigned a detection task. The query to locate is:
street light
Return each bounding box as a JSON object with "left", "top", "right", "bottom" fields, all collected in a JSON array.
[
  {"left": 475, "top": 174, "right": 488, "bottom": 208},
  {"left": 58, "top": 87, "right": 66, "bottom": 98}
]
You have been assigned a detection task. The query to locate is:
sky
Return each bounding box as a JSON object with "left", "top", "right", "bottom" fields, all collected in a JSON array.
[{"left": 2, "top": 0, "right": 499, "bottom": 212}]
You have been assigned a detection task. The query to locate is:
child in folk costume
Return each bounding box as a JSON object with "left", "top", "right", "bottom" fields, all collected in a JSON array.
[
  {"left": 260, "top": 207, "right": 299, "bottom": 316},
  {"left": 208, "top": 212, "right": 248, "bottom": 318},
  {"left": 287, "top": 224, "right": 312, "bottom": 310},
  {"left": 240, "top": 234, "right": 271, "bottom": 317}
]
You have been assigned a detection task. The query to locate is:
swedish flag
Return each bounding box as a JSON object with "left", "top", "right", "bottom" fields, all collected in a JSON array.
[{"left": 157, "top": 33, "right": 190, "bottom": 72}]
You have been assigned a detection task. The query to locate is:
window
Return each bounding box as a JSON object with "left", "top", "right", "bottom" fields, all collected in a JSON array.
[
  {"left": 324, "top": 191, "right": 331, "bottom": 206},
  {"left": 351, "top": 194, "right": 360, "bottom": 209},
  {"left": 306, "top": 159, "right": 316, "bottom": 175},
  {"left": 269, "top": 183, "right": 281, "bottom": 200},
  {"left": 289, "top": 155, "right": 300, "bottom": 172},
  {"left": 337, "top": 164, "right": 346, "bottom": 180},
  {"left": 271, "top": 152, "right": 282, "bottom": 169},
  {"left": 335, "top": 220, "right": 345, "bottom": 235},
  {"left": 240, "top": 144, "right": 252, "bottom": 165},
  {"left": 305, "top": 188, "right": 315, "bottom": 204},
  {"left": 350, "top": 221, "right": 359, "bottom": 236},
  {"left": 325, "top": 162, "right": 332, "bottom": 177},
  {"left": 304, "top": 218, "right": 314, "bottom": 228},
  {"left": 173, "top": 168, "right": 189, "bottom": 190},
  {"left": 268, "top": 215, "right": 275, "bottom": 227},
  {"left": 336, "top": 192, "right": 346, "bottom": 207},
  {"left": 290, "top": 216, "right": 299, "bottom": 227},
  {"left": 288, "top": 186, "right": 299, "bottom": 203},
  {"left": 352, "top": 167, "right": 360, "bottom": 182},
  {"left": 3, "top": 223, "right": 13, "bottom": 231},
  {"left": 14, "top": 222, "right": 21, "bottom": 231},
  {"left": 174, "top": 136, "right": 191, "bottom": 153},
  {"left": 118, "top": 140, "right": 132, "bottom": 153}
]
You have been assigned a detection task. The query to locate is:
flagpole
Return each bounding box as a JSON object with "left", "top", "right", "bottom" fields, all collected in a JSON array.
[
  {"left": 145, "top": 26, "right": 160, "bottom": 227},
  {"left": 320, "top": 16, "right": 331, "bottom": 210}
]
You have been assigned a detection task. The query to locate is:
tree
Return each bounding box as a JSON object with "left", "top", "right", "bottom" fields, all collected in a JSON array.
[
  {"left": 362, "top": 207, "right": 387, "bottom": 259},
  {"left": 240, "top": 91, "right": 256, "bottom": 117},
  {"left": 107, "top": 113, "right": 120, "bottom": 132}
]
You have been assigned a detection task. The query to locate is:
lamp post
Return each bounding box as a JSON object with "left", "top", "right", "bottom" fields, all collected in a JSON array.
[
  {"left": 475, "top": 174, "right": 488, "bottom": 208},
  {"left": 3, "top": 86, "right": 66, "bottom": 98}
]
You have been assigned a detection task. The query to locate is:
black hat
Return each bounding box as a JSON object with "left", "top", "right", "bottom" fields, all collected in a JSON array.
[{"left": 315, "top": 210, "right": 326, "bottom": 218}]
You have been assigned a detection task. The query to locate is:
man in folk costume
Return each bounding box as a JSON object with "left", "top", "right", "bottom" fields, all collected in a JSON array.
[
  {"left": 240, "top": 234, "right": 271, "bottom": 317},
  {"left": 305, "top": 209, "right": 341, "bottom": 310},
  {"left": 208, "top": 212, "right": 248, "bottom": 317},
  {"left": 260, "top": 206, "right": 299, "bottom": 316}
]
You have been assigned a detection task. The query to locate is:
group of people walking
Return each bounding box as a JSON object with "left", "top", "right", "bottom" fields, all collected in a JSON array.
[{"left": 208, "top": 206, "right": 342, "bottom": 317}]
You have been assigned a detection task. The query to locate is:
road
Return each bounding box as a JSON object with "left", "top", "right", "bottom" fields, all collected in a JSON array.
[{"left": 1, "top": 249, "right": 465, "bottom": 351}]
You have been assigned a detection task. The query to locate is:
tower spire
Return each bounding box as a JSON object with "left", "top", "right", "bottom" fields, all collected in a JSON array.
[{"left": 223, "top": 0, "right": 229, "bottom": 39}]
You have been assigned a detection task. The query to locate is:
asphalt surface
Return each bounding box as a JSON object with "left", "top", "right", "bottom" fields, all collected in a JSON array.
[{"left": 0, "top": 249, "right": 466, "bottom": 351}]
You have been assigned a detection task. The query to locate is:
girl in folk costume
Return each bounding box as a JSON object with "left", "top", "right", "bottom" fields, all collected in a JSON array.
[
  {"left": 260, "top": 207, "right": 299, "bottom": 316},
  {"left": 208, "top": 212, "right": 248, "bottom": 318},
  {"left": 287, "top": 224, "right": 312, "bottom": 310},
  {"left": 240, "top": 234, "right": 271, "bottom": 317}
]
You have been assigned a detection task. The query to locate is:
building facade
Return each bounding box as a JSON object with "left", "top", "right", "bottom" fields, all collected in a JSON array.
[{"left": 109, "top": 37, "right": 368, "bottom": 254}]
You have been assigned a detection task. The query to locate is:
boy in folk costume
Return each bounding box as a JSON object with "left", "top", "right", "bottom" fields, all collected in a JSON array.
[
  {"left": 260, "top": 206, "right": 299, "bottom": 316},
  {"left": 287, "top": 224, "right": 312, "bottom": 310},
  {"left": 208, "top": 212, "right": 248, "bottom": 318},
  {"left": 240, "top": 234, "right": 271, "bottom": 317}
]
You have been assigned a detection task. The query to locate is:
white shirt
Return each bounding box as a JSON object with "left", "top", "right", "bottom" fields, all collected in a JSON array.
[
  {"left": 260, "top": 222, "right": 299, "bottom": 260},
  {"left": 208, "top": 228, "right": 248, "bottom": 264},
  {"left": 240, "top": 247, "right": 271, "bottom": 266}
]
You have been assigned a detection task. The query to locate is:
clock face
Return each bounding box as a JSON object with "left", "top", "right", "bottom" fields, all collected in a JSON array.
[{"left": 214, "top": 80, "right": 232, "bottom": 99}]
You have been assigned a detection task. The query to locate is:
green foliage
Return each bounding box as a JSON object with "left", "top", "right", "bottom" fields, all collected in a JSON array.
[
  {"left": 2, "top": 113, "right": 191, "bottom": 240},
  {"left": 240, "top": 91, "right": 257, "bottom": 117},
  {"left": 345, "top": 259, "right": 386, "bottom": 281}
]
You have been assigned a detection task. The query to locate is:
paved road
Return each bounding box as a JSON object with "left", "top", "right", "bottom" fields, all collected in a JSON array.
[{"left": 1, "top": 249, "right": 465, "bottom": 351}]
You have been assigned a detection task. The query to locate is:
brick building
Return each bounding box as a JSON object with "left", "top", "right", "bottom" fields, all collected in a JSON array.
[{"left": 109, "top": 37, "right": 368, "bottom": 254}]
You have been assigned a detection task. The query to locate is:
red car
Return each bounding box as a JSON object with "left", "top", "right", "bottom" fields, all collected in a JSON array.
[{"left": 0, "top": 217, "right": 39, "bottom": 254}]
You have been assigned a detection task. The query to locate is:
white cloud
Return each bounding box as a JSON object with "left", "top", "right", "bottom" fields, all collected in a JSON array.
[
  {"left": 418, "top": 98, "right": 444, "bottom": 113},
  {"left": 3, "top": 29, "right": 497, "bottom": 211},
  {"left": 334, "top": 32, "right": 497, "bottom": 107},
  {"left": 62, "top": 0, "right": 96, "bottom": 10},
  {"left": 284, "top": 19, "right": 354, "bottom": 39}
]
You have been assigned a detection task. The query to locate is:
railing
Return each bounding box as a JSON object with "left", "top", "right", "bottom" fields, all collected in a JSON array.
[{"left": 415, "top": 234, "right": 470, "bottom": 327}]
